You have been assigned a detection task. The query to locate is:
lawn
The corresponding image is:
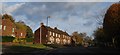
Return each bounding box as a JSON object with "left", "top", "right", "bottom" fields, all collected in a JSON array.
[
  {"left": 18, "top": 44, "right": 47, "bottom": 49},
  {"left": 2, "top": 44, "right": 52, "bottom": 53}
]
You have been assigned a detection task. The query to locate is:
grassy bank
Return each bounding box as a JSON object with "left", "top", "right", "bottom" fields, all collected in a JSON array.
[{"left": 2, "top": 44, "right": 50, "bottom": 53}]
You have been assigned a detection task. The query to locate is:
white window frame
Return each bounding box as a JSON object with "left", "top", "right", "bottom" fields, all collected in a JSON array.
[
  {"left": 12, "top": 28, "right": 15, "bottom": 32},
  {"left": 58, "top": 34, "right": 60, "bottom": 38},
  {"left": 56, "top": 33, "right": 57, "bottom": 37},
  {"left": 21, "top": 33, "right": 23, "bottom": 36},
  {"left": 50, "top": 31, "right": 52, "bottom": 35},
  {"left": 3, "top": 26, "right": 6, "bottom": 30},
  {"left": 53, "top": 32, "right": 55, "bottom": 36}
]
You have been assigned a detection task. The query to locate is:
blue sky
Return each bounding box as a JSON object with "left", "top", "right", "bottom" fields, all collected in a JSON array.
[{"left": 1, "top": 2, "right": 118, "bottom": 37}]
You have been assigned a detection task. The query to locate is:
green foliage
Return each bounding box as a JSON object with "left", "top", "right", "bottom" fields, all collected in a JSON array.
[
  {"left": 13, "top": 38, "right": 19, "bottom": 43},
  {"left": 72, "top": 32, "right": 83, "bottom": 45},
  {"left": 44, "top": 44, "right": 65, "bottom": 48},
  {"left": 94, "top": 27, "right": 107, "bottom": 42},
  {"left": 26, "top": 26, "right": 33, "bottom": 38},
  {"left": 2, "top": 14, "right": 15, "bottom": 22},
  {"left": 103, "top": 3, "right": 120, "bottom": 47},
  {"left": 93, "top": 27, "right": 109, "bottom": 47},
  {"left": 7, "top": 44, "right": 48, "bottom": 53},
  {"left": 2, "top": 36, "right": 15, "bottom": 42},
  {"left": 15, "top": 22, "right": 27, "bottom": 30},
  {"left": 16, "top": 38, "right": 33, "bottom": 42},
  {"left": 25, "top": 38, "right": 33, "bottom": 42}
]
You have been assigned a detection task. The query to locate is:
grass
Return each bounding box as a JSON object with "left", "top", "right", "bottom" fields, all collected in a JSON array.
[
  {"left": 2, "top": 44, "right": 51, "bottom": 53},
  {"left": 18, "top": 44, "right": 47, "bottom": 49}
]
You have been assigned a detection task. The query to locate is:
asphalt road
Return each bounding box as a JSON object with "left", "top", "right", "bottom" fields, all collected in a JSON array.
[
  {"left": 2, "top": 47, "right": 120, "bottom": 55},
  {"left": 45, "top": 47, "right": 120, "bottom": 55}
]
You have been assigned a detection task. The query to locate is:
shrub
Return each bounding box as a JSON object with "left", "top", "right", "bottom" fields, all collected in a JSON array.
[
  {"left": 25, "top": 38, "right": 33, "bottom": 42},
  {"left": 2, "top": 36, "right": 15, "bottom": 42},
  {"left": 44, "top": 44, "right": 65, "bottom": 48},
  {"left": 13, "top": 38, "right": 19, "bottom": 43}
]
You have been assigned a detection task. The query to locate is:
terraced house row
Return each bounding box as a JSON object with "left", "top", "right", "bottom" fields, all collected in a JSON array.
[
  {"left": 0, "top": 14, "right": 71, "bottom": 45},
  {"left": 34, "top": 23, "right": 71, "bottom": 45},
  {"left": 0, "top": 14, "right": 26, "bottom": 38}
]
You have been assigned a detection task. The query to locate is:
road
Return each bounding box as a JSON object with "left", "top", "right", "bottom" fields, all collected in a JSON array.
[
  {"left": 2, "top": 46, "right": 120, "bottom": 55},
  {"left": 45, "top": 47, "right": 120, "bottom": 55}
]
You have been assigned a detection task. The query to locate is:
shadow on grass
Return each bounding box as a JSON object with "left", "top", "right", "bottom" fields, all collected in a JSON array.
[{"left": 2, "top": 45, "right": 49, "bottom": 54}]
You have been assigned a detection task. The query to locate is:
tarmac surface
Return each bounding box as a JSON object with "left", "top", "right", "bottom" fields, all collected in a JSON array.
[{"left": 2, "top": 46, "right": 120, "bottom": 55}]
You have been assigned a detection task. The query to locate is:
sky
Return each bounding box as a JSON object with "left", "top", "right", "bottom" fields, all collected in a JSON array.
[{"left": 0, "top": 0, "right": 119, "bottom": 38}]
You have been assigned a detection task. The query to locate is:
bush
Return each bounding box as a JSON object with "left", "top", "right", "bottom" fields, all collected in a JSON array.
[
  {"left": 13, "top": 38, "right": 19, "bottom": 43},
  {"left": 2, "top": 36, "right": 15, "bottom": 42},
  {"left": 25, "top": 38, "right": 33, "bottom": 42},
  {"left": 44, "top": 44, "right": 65, "bottom": 48}
]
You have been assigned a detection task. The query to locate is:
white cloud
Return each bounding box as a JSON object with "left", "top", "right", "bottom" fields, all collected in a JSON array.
[
  {"left": 0, "top": 3, "right": 2, "bottom": 14},
  {"left": 4, "top": 3, "right": 25, "bottom": 15},
  {"left": 3, "top": 2, "right": 115, "bottom": 36},
  {"left": 0, "top": 0, "right": 119, "bottom": 2},
  {"left": 14, "top": 15, "right": 36, "bottom": 31}
]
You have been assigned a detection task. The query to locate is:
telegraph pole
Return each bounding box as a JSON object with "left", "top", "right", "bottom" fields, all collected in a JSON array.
[
  {"left": 46, "top": 16, "right": 50, "bottom": 44},
  {"left": 47, "top": 16, "right": 50, "bottom": 26}
]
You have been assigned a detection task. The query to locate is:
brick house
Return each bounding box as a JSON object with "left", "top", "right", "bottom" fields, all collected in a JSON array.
[
  {"left": 34, "top": 23, "right": 71, "bottom": 45},
  {"left": 0, "top": 14, "right": 26, "bottom": 38}
]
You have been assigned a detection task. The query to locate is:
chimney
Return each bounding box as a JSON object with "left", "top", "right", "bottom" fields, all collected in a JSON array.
[
  {"left": 54, "top": 27, "right": 57, "bottom": 29},
  {"left": 40, "top": 22, "right": 44, "bottom": 27}
]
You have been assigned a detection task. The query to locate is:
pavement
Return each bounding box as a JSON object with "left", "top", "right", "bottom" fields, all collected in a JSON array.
[{"left": 1, "top": 46, "right": 120, "bottom": 55}]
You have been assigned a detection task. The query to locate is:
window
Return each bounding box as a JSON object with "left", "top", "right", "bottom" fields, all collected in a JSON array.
[
  {"left": 50, "top": 31, "right": 52, "bottom": 35},
  {"left": 21, "top": 33, "right": 23, "bottom": 36},
  {"left": 0, "top": 25, "right": 2, "bottom": 29},
  {"left": 12, "top": 28, "right": 15, "bottom": 32},
  {"left": 3, "top": 26, "right": 6, "bottom": 30},
  {"left": 56, "top": 38, "right": 60, "bottom": 44},
  {"left": 56, "top": 33, "right": 57, "bottom": 37},
  {"left": 53, "top": 32, "right": 55, "bottom": 36},
  {"left": 11, "top": 34, "right": 15, "bottom": 37},
  {"left": 50, "top": 36, "right": 54, "bottom": 43},
  {"left": 46, "top": 35, "right": 48, "bottom": 37},
  {"left": 59, "top": 34, "right": 60, "bottom": 38}
]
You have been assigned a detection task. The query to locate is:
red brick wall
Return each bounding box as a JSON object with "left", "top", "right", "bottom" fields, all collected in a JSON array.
[
  {"left": 34, "top": 25, "right": 48, "bottom": 44},
  {"left": 0, "top": 18, "right": 26, "bottom": 38},
  {"left": 41, "top": 26, "right": 47, "bottom": 44},
  {"left": 34, "top": 28, "right": 40, "bottom": 44},
  {"left": 34, "top": 23, "right": 71, "bottom": 45},
  {"left": 1, "top": 19, "right": 16, "bottom": 37},
  {"left": 15, "top": 29, "right": 26, "bottom": 38}
]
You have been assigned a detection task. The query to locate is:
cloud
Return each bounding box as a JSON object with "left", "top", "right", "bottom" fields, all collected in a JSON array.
[
  {"left": 0, "top": 3, "right": 2, "bottom": 14},
  {"left": 0, "top": 0, "right": 119, "bottom": 2},
  {"left": 14, "top": 15, "right": 38, "bottom": 31},
  {"left": 4, "top": 2, "right": 114, "bottom": 36},
  {"left": 3, "top": 3, "right": 25, "bottom": 15}
]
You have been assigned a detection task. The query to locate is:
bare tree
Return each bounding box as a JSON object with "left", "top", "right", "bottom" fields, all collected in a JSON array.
[{"left": 93, "top": 9, "right": 107, "bottom": 25}]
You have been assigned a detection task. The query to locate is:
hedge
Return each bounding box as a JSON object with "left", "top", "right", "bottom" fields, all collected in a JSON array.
[
  {"left": 19, "top": 38, "right": 33, "bottom": 42},
  {"left": 25, "top": 38, "right": 33, "bottom": 42},
  {"left": 0, "top": 36, "right": 33, "bottom": 42},
  {"left": 1, "top": 36, "right": 15, "bottom": 42}
]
